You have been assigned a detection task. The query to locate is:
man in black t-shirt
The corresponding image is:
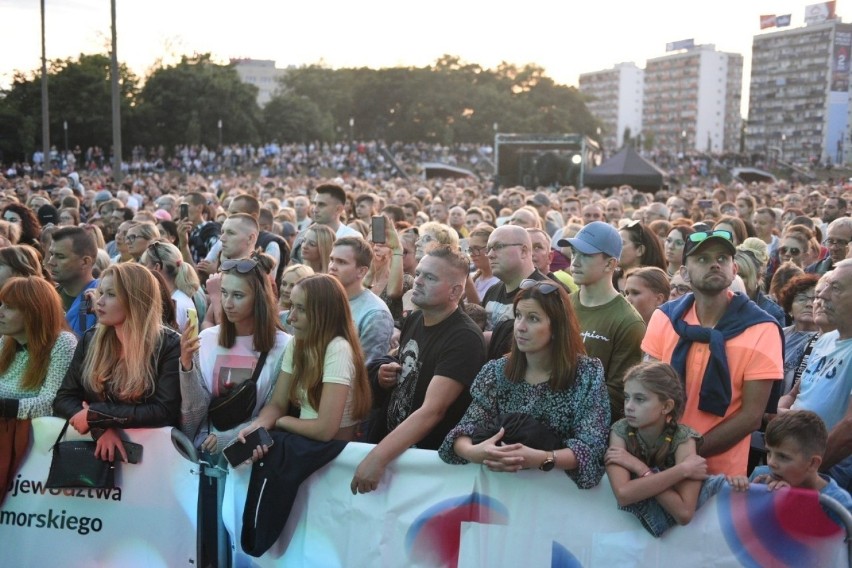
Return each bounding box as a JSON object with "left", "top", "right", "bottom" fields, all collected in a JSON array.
[
  {"left": 480, "top": 225, "right": 547, "bottom": 360},
  {"left": 351, "top": 246, "right": 486, "bottom": 495}
]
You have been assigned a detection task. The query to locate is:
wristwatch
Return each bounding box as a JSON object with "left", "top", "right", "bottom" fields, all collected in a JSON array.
[{"left": 539, "top": 450, "right": 556, "bottom": 472}]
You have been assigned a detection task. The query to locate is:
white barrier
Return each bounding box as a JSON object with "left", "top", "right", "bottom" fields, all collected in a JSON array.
[
  {"left": 224, "top": 442, "right": 849, "bottom": 568},
  {"left": 1, "top": 417, "right": 197, "bottom": 567}
]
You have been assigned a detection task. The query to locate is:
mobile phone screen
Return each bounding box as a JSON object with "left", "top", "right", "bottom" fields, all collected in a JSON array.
[
  {"left": 371, "top": 216, "right": 386, "bottom": 244},
  {"left": 186, "top": 309, "right": 198, "bottom": 341},
  {"left": 223, "top": 427, "right": 274, "bottom": 467}
]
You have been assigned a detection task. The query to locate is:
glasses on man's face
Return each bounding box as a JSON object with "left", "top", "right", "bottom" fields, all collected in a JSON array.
[
  {"left": 780, "top": 246, "right": 801, "bottom": 256},
  {"left": 670, "top": 284, "right": 691, "bottom": 295},
  {"left": 468, "top": 246, "right": 486, "bottom": 256},
  {"left": 519, "top": 278, "right": 559, "bottom": 295},
  {"left": 221, "top": 258, "right": 260, "bottom": 274},
  {"left": 485, "top": 242, "right": 524, "bottom": 254},
  {"left": 823, "top": 238, "right": 850, "bottom": 249},
  {"left": 125, "top": 235, "right": 142, "bottom": 244}
]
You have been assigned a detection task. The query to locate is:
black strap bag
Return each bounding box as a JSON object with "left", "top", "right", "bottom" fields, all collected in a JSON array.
[
  {"left": 45, "top": 419, "right": 115, "bottom": 489},
  {"left": 470, "top": 412, "right": 561, "bottom": 451},
  {"left": 207, "top": 351, "right": 268, "bottom": 431}
]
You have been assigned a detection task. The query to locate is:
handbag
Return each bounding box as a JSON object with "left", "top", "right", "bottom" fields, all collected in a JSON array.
[
  {"left": 45, "top": 419, "right": 114, "bottom": 489},
  {"left": 208, "top": 351, "right": 268, "bottom": 431},
  {"left": 470, "top": 412, "right": 561, "bottom": 451}
]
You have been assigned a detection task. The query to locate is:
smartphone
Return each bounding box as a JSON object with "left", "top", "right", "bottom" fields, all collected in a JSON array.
[
  {"left": 185, "top": 308, "right": 198, "bottom": 342},
  {"left": 698, "top": 199, "right": 714, "bottom": 209},
  {"left": 123, "top": 441, "right": 143, "bottom": 464},
  {"left": 371, "top": 216, "right": 386, "bottom": 244},
  {"left": 85, "top": 295, "right": 95, "bottom": 315},
  {"left": 459, "top": 238, "right": 469, "bottom": 255},
  {"left": 223, "top": 427, "right": 274, "bottom": 467},
  {"left": 180, "top": 203, "right": 189, "bottom": 220}
]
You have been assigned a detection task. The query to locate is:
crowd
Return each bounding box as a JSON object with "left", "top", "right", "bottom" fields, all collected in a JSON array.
[{"left": 1, "top": 159, "right": 852, "bottom": 559}]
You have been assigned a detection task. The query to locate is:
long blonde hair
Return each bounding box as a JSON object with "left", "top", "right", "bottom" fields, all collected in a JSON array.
[
  {"left": 288, "top": 274, "right": 370, "bottom": 421},
  {"left": 82, "top": 264, "right": 163, "bottom": 401}
]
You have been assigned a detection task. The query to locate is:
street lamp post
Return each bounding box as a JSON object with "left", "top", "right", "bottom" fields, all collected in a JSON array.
[
  {"left": 781, "top": 134, "right": 786, "bottom": 162},
  {"left": 681, "top": 130, "right": 687, "bottom": 157},
  {"left": 217, "top": 119, "right": 223, "bottom": 148},
  {"left": 349, "top": 117, "right": 354, "bottom": 142},
  {"left": 63, "top": 120, "right": 68, "bottom": 156}
]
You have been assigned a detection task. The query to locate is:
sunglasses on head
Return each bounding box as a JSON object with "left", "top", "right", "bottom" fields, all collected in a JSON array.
[
  {"left": 221, "top": 258, "right": 259, "bottom": 274},
  {"left": 147, "top": 241, "right": 165, "bottom": 264},
  {"left": 519, "top": 279, "right": 559, "bottom": 295},
  {"left": 688, "top": 229, "right": 733, "bottom": 244}
]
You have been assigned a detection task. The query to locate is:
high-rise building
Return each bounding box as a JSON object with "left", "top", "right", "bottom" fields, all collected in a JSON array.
[
  {"left": 746, "top": 20, "right": 852, "bottom": 166},
  {"left": 231, "top": 59, "right": 288, "bottom": 106},
  {"left": 643, "top": 45, "right": 743, "bottom": 155},
  {"left": 579, "top": 63, "right": 644, "bottom": 155}
]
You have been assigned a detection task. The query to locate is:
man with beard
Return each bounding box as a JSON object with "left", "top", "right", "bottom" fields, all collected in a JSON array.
[
  {"left": 351, "top": 246, "right": 485, "bottom": 494},
  {"left": 642, "top": 229, "right": 783, "bottom": 476}
]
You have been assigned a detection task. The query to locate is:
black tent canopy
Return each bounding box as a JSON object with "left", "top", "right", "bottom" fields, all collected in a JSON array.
[{"left": 583, "top": 146, "right": 666, "bottom": 191}]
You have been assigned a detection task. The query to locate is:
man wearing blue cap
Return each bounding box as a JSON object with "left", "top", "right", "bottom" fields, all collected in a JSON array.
[{"left": 560, "top": 221, "right": 645, "bottom": 422}]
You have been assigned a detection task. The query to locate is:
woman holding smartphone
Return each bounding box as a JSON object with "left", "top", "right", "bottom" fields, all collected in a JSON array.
[
  {"left": 238, "top": 274, "right": 371, "bottom": 453},
  {"left": 179, "top": 253, "right": 290, "bottom": 453}
]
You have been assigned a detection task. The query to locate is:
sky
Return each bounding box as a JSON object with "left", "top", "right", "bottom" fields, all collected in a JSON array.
[{"left": 0, "top": 0, "right": 834, "bottom": 116}]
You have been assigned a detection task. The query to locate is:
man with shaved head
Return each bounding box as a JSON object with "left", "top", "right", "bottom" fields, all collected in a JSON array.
[{"left": 481, "top": 225, "right": 550, "bottom": 359}]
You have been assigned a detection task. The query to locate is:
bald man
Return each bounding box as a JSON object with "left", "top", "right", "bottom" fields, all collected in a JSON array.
[{"left": 480, "top": 225, "right": 550, "bottom": 359}]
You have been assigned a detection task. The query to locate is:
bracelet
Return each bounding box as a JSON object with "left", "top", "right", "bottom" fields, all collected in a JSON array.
[
  {"left": 393, "top": 253, "right": 403, "bottom": 257},
  {"left": 641, "top": 469, "right": 653, "bottom": 477}
]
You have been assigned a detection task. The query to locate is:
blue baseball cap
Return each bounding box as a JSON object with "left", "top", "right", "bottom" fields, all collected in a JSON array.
[{"left": 558, "top": 221, "right": 622, "bottom": 258}]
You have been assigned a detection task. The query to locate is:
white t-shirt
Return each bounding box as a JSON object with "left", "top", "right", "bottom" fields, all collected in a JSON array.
[
  {"left": 281, "top": 336, "right": 357, "bottom": 428},
  {"left": 198, "top": 327, "right": 291, "bottom": 417}
]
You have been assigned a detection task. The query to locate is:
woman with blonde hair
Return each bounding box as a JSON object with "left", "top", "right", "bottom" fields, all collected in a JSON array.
[
  {"left": 301, "top": 223, "right": 335, "bottom": 274},
  {"left": 239, "top": 273, "right": 371, "bottom": 446},
  {"left": 735, "top": 238, "right": 785, "bottom": 325},
  {"left": 415, "top": 221, "right": 459, "bottom": 261},
  {"left": 0, "top": 277, "right": 77, "bottom": 418},
  {"left": 125, "top": 221, "right": 161, "bottom": 262},
  {"left": 279, "top": 263, "right": 314, "bottom": 333},
  {"left": 54, "top": 263, "right": 181, "bottom": 462},
  {"left": 779, "top": 225, "right": 820, "bottom": 269},
  {"left": 141, "top": 241, "right": 206, "bottom": 332}
]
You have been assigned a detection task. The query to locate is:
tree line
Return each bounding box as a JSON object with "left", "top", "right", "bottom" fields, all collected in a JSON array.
[{"left": 0, "top": 53, "right": 601, "bottom": 163}]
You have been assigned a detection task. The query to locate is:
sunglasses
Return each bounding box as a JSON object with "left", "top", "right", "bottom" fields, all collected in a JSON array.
[
  {"left": 519, "top": 279, "right": 559, "bottom": 295},
  {"left": 147, "top": 241, "right": 165, "bottom": 265},
  {"left": 688, "top": 229, "right": 733, "bottom": 244},
  {"left": 779, "top": 246, "right": 801, "bottom": 256},
  {"left": 221, "top": 258, "right": 259, "bottom": 273}
]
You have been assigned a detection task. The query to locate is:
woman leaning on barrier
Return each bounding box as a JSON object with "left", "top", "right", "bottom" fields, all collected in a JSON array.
[
  {"left": 0, "top": 277, "right": 77, "bottom": 419},
  {"left": 53, "top": 263, "right": 181, "bottom": 462}
]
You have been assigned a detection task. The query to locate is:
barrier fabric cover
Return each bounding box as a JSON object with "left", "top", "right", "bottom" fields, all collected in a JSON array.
[
  {"left": 223, "top": 443, "right": 848, "bottom": 567},
  {"left": 0, "top": 417, "right": 197, "bottom": 567}
]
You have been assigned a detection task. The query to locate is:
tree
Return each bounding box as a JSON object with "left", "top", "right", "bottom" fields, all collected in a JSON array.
[
  {"left": 262, "top": 94, "right": 333, "bottom": 142},
  {"left": 0, "top": 53, "right": 138, "bottom": 162},
  {"left": 134, "top": 54, "right": 261, "bottom": 149}
]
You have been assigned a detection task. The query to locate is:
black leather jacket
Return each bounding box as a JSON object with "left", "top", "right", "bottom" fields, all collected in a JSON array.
[{"left": 53, "top": 327, "right": 181, "bottom": 429}]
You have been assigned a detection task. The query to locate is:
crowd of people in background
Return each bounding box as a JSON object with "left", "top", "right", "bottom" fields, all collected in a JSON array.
[{"left": 2, "top": 150, "right": 852, "bottom": 551}]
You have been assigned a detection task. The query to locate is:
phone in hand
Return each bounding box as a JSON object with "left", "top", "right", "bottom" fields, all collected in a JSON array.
[
  {"left": 85, "top": 295, "right": 95, "bottom": 315},
  {"left": 371, "top": 216, "right": 386, "bottom": 244},
  {"left": 185, "top": 308, "right": 198, "bottom": 342},
  {"left": 223, "top": 427, "right": 274, "bottom": 467},
  {"left": 180, "top": 203, "right": 189, "bottom": 220},
  {"left": 123, "top": 441, "right": 143, "bottom": 464}
]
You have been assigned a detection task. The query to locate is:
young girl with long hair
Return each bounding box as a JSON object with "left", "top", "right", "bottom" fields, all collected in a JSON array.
[
  {"left": 180, "top": 253, "right": 291, "bottom": 453},
  {"left": 278, "top": 264, "right": 314, "bottom": 334},
  {"left": 0, "top": 277, "right": 77, "bottom": 418},
  {"left": 53, "top": 263, "right": 181, "bottom": 462},
  {"left": 142, "top": 241, "right": 206, "bottom": 332},
  {"left": 605, "top": 361, "right": 708, "bottom": 536},
  {"left": 239, "top": 274, "right": 371, "bottom": 447},
  {"left": 301, "top": 224, "right": 335, "bottom": 274}
]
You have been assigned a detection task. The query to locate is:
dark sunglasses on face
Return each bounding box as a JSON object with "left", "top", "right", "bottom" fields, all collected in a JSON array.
[
  {"left": 780, "top": 246, "right": 801, "bottom": 256},
  {"left": 221, "top": 258, "right": 259, "bottom": 273},
  {"left": 519, "top": 279, "right": 559, "bottom": 295}
]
